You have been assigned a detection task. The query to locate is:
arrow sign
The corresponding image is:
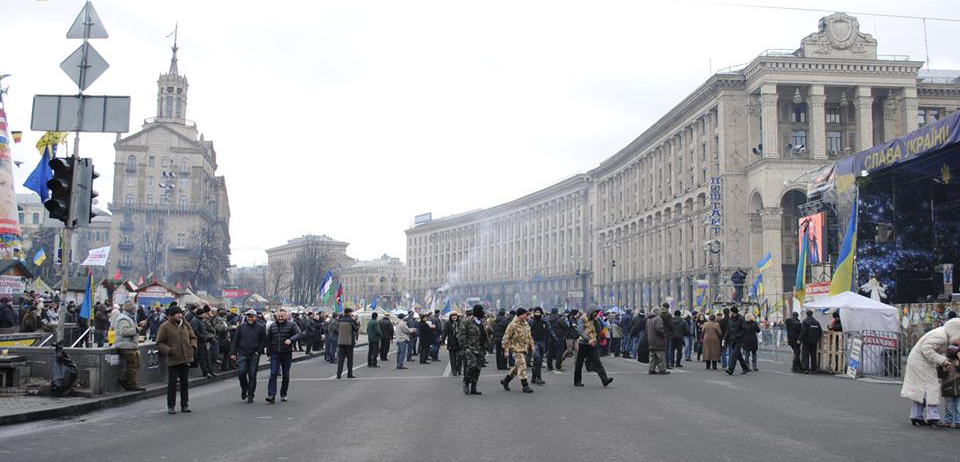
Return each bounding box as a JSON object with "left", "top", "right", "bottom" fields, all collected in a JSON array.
[
  {"left": 67, "top": 1, "right": 108, "bottom": 39},
  {"left": 60, "top": 42, "right": 109, "bottom": 91}
]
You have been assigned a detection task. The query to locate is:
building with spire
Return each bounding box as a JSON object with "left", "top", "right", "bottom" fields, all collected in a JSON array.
[{"left": 106, "top": 38, "right": 231, "bottom": 293}]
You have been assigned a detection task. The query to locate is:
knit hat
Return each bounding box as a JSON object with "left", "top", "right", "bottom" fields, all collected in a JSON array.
[
  {"left": 472, "top": 304, "right": 485, "bottom": 317},
  {"left": 516, "top": 308, "right": 528, "bottom": 316},
  {"left": 730, "top": 306, "right": 739, "bottom": 314},
  {"left": 166, "top": 305, "right": 184, "bottom": 316}
]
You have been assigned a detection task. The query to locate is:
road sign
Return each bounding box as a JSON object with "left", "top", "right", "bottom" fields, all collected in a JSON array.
[
  {"left": 60, "top": 42, "right": 109, "bottom": 91},
  {"left": 31, "top": 94, "right": 130, "bottom": 133},
  {"left": 66, "top": 1, "right": 109, "bottom": 39}
]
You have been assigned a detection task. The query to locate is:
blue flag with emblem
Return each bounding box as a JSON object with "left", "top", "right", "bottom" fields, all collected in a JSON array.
[{"left": 442, "top": 298, "right": 451, "bottom": 315}]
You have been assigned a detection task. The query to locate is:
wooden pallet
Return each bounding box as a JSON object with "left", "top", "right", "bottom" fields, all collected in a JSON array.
[{"left": 819, "top": 331, "right": 846, "bottom": 374}]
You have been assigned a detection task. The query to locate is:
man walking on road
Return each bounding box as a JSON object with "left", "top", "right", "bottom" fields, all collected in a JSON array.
[
  {"left": 156, "top": 305, "right": 197, "bottom": 414},
  {"left": 529, "top": 307, "right": 549, "bottom": 385},
  {"left": 265, "top": 308, "right": 302, "bottom": 403},
  {"left": 724, "top": 307, "right": 750, "bottom": 375},
  {"left": 231, "top": 309, "right": 266, "bottom": 403},
  {"left": 459, "top": 304, "right": 487, "bottom": 395},
  {"left": 190, "top": 306, "right": 216, "bottom": 378},
  {"left": 379, "top": 313, "right": 394, "bottom": 361},
  {"left": 419, "top": 312, "right": 436, "bottom": 364},
  {"left": 325, "top": 316, "right": 339, "bottom": 363},
  {"left": 367, "top": 312, "right": 382, "bottom": 368},
  {"left": 337, "top": 308, "right": 360, "bottom": 379},
  {"left": 799, "top": 310, "right": 823, "bottom": 374},
  {"left": 492, "top": 310, "right": 509, "bottom": 370},
  {"left": 500, "top": 308, "right": 535, "bottom": 393},
  {"left": 394, "top": 313, "right": 412, "bottom": 369},
  {"left": 785, "top": 311, "right": 803, "bottom": 373},
  {"left": 574, "top": 309, "right": 614, "bottom": 387},
  {"left": 646, "top": 307, "right": 668, "bottom": 374},
  {"left": 113, "top": 300, "right": 145, "bottom": 392}
]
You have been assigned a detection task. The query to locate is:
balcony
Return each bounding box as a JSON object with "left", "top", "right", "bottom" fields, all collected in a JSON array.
[
  {"left": 118, "top": 242, "right": 134, "bottom": 251},
  {"left": 118, "top": 261, "right": 133, "bottom": 269},
  {"left": 170, "top": 244, "right": 190, "bottom": 252},
  {"left": 125, "top": 164, "right": 137, "bottom": 173},
  {"left": 120, "top": 222, "right": 135, "bottom": 232}
]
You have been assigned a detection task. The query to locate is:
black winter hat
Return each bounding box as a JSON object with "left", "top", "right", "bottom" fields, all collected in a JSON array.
[
  {"left": 166, "top": 305, "right": 183, "bottom": 317},
  {"left": 472, "top": 304, "right": 485, "bottom": 317},
  {"left": 515, "top": 308, "right": 528, "bottom": 316}
]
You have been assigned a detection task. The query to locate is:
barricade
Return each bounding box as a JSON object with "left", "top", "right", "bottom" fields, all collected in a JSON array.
[
  {"left": 819, "top": 331, "right": 846, "bottom": 374},
  {"left": 855, "top": 330, "right": 904, "bottom": 380}
]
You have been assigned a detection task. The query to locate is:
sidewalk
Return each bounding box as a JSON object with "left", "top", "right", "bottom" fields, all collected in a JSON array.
[{"left": 0, "top": 340, "right": 367, "bottom": 426}]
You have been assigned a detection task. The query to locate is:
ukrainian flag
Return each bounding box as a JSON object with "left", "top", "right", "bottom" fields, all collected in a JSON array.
[
  {"left": 756, "top": 252, "right": 772, "bottom": 273},
  {"left": 830, "top": 199, "right": 859, "bottom": 295},
  {"left": 33, "top": 248, "right": 46, "bottom": 266},
  {"left": 79, "top": 270, "right": 95, "bottom": 321},
  {"left": 795, "top": 228, "right": 809, "bottom": 303}
]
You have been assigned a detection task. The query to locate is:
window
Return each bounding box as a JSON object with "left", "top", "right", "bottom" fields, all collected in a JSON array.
[
  {"left": 827, "top": 131, "right": 842, "bottom": 154},
  {"left": 125, "top": 194, "right": 134, "bottom": 205},
  {"left": 126, "top": 177, "right": 135, "bottom": 187},
  {"left": 161, "top": 156, "right": 169, "bottom": 167},
  {"left": 32, "top": 213, "right": 39, "bottom": 224},
  {"left": 166, "top": 86, "right": 174, "bottom": 93},
  {"left": 180, "top": 178, "right": 189, "bottom": 189},
  {"left": 929, "top": 109, "right": 939, "bottom": 121},
  {"left": 18, "top": 213, "right": 23, "bottom": 224},
  {"left": 146, "top": 194, "right": 153, "bottom": 205},
  {"left": 148, "top": 156, "right": 155, "bottom": 167},
  {"left": 791, "top": 104, "right": 807, "bottom": 123},
  {"left": 180, "top": 158, "right": 189, "bottom": 172},
  {"left": 791, "top": 130, "right": 807, "bottom": 148},
  {"left": 918, "top": 110, "right": 927, "bottom": 127},
  {"left": 176, "top": 88, "right": 182, "bottom": 94},
  {"left": 175, "top": 100, "right": 182, "bottom": 118},
  {"left": 826, "top": 106, "right": 841, "bottom": 124},
  {"left": 164, "top": 96, "right": 173, "bottom": 117},
  {"left": 179, "top": 196, "right": 188, "bottom": 210},
  {"left": 176, "top": 233, "right": 186, "bottom": 248}
]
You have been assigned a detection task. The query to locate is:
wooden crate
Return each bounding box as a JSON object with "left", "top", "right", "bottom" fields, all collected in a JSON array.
[{"left": 819, "top": 331, "right": 845, "bottom": 374}]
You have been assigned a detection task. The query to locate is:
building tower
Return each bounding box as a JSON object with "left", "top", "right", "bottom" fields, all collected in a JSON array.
[{"left": 156, "top": 28, "right": 188, "bottom": 121}]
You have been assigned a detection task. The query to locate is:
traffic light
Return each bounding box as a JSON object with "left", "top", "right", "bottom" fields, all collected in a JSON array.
[
  {"left": 44, "top": 157, "right": 76, "bottom": 226},
  {"left": 74, "top": 158, "right": 99, "bottom": 226}
]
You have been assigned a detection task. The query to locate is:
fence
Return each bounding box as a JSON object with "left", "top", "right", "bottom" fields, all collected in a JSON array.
[
  {"left": 756, "top": 328, "right": 904, "bottom": 380},
  {"left": 850, "top": 330, "right": 905, "bottom": 381}
]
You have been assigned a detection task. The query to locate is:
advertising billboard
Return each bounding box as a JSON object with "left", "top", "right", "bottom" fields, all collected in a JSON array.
[{"left": 798, "top": 212, "right": 825, "bottom": 264}]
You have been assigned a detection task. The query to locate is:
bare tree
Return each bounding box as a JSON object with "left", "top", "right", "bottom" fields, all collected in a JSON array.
[
  {"left": 267, "top": 260, "right": 290, "bottom": 302},
  {"left": 289, "top": 241, "right": 333, "bottom": 306},
  {"left": 138, "top": 213, "right": 166, "bottom": 278},
  {"left": 186, "top": 225, "right": 224, "bottom": 291}
]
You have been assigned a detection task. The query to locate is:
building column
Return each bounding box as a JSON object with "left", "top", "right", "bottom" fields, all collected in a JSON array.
[
  {"left": 882, "top": 98, "right": 898, "bottom": 143},
  {"left": 856, "top": 86, "right": 874, "bottom": 151},
  {"left": 760, "top": 207, "right": 784, "bottom": 304},
  {"left": 899, "top": 87, "right": 919, "bottom": 135},
  {"left": 760, "top": 84, "right": 780, "bottom": 158},
  {"left": 808, "top": 85, "right": 827, "bottom": 159}
]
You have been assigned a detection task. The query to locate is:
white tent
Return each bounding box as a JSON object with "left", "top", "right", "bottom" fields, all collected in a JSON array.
[{"left": 804, "top": 291, "right": 899, "bottom": 333}]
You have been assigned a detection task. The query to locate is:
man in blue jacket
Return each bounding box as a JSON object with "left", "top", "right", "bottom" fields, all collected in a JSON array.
[
  {"left": 265, "top": 308, "right": 302, "bottom": 403},
  {"left": 231, "top": 309, "right": 266, "bottom": 403}
]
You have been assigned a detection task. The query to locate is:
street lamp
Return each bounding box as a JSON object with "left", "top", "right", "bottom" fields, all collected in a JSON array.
[{"left": 159, "top": 171, "right": 176, "bottom": 282}]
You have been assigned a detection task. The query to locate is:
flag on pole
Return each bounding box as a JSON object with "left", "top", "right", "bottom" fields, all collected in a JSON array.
[
  {"left": 442, "top": 298, "right": 451, "bottom": 315},
  {"left": 23, "top": 132, "right": 67, "bottom": 201},
  {"left": 371, "top": 297, "right": 377, "bottom": 310},
  {"left": 33, "top": 247, "right": 46, "bottom": 266},
  {"left": 319, "top": 270, "right": 334, "bottom": 302},
  {"left": 335, "top": 283, "right": 343, "bottom": 312},
  {"left": 756, "top": 252, "right": 772, "bottom": 273},
  {"left": 830, "top": 198, "right": 859, "bottom": 295},
  {"left": 113, "top": 269, "right": 121, "bottom": 280},
  {"left": 795, "top": 225, "right": 810, "bottom": 304},
  {"left": 11, "top": 131, "right": 21, "bottom": 143},
  {"left": 79, "top": 269, "right": 95, "bottom": 321},
  {"left": 137, "top": 275, "right": 145, "bottom": 285}
]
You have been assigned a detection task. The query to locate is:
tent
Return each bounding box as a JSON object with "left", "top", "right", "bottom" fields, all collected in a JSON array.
[{"left": 804, "top": 291, "right": 899, "bottom": 333}]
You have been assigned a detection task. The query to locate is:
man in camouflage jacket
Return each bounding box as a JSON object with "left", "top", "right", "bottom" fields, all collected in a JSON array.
[
  {"left": 459, "top": 304, "right": 488, "bottom": 396},
  {"left": 500, "top": 308, "right": 534, "bottom": 393}
]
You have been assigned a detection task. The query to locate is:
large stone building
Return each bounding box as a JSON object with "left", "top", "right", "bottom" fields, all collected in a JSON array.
[
  {"left": 265, "top": 234, "right": 354, "bottom": 305},
  {"left": 339, "top": 254, "right": 407, "bottom": 310},
  {"left": 405, "top": 13, "right": 960, "bottom": 311},
  {"left": 107, "top": 43, "right": 232, "bottom": 293}
]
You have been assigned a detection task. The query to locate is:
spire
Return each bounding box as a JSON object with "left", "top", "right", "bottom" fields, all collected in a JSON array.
[{"left": 167, "top": 23, "right": 179, "bottom": 76}]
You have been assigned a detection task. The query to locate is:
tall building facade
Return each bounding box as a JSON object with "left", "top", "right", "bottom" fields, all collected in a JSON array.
[
  {"left": 265, "top": 234, "right": 354, "bottom": 304},
  {"left": 107, "top": 43, "right": 232, "bottom": 293},
  {"left": 405, "top": 13, "right": 960, "bottom": 311},
  {"left": 339, "top": 254, "right": 407, "bottom": 310}
]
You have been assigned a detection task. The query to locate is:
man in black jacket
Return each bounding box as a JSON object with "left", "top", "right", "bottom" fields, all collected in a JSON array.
[
  {"left": 418, "top": 313, "right": 436, "bottom": 364},
  {"left": 724, "top": 306, "right": 750, "bottom": 375},
  {"left": 528, "top": 307, "right": 550, "bottom": 385},
  {"left": 265, "top": 308, "right": 302, "bottom": 403},
  {"left": 231, "top": 309, "right": 266, "bottom": 403},
  {"left": 492, "top": 310, "right": 509, "bottom": 370},
  {"left": 379, "top": 313, "right": 395, "bottom": 361},
  {"left": 670, "top": 310, "right": 688, "bottom": 368},
  {"left": 546, "top": 308, "right": 565, "bottom": 371},
  {"left": 190, "top": 306, "right": 216, "bottom": 378},
  {"left": 336, "top": 308, "right": 360, "bottom": 379},
  {"left": 784, "top": 311, "right": 803, "bottom": 373},
  {"left": 631, "top": 310, "right": 647, "bottom": 363},
  {"left": 620, "top": 309, "right": 634, "bottom": 359},
  {"left": 799, "top": 310, "right": 823, "bottom": 374},
  {"left": 660, "top": 304, "right": 674, "bottom": 368}
]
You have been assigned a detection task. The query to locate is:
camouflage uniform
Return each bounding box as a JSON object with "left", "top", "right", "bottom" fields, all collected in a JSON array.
[
  {"left": 459, "top": 316, "right": 487, "bottom": 387},
  {"left": 502, "top": 318, "right": 533, "bottom": 381}
]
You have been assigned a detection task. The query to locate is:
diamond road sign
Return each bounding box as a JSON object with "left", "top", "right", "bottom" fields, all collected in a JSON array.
[
  {"left": 60, "top": 42, "right": 109, "bottom": 91},
  {"left": 66, "top": 1, "right": 109, "bottom": 39}
]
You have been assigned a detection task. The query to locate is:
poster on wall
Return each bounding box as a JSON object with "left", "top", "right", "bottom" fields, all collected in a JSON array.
[
  {"left": 0, "top": 108, "right": 23, "bottom": 259},
  {"left": 798, "top": 212, "right": 825, "bottom": 264}
]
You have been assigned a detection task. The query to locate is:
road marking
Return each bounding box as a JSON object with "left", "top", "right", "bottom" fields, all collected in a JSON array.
[
  {"left": 441, "top": 362, "right": 452, "bottom": 377},
  {"left": 766, "top": 370, "right": 794, "bottom": 376},
  {"left": 324, "top": 347, "right": 395, "bottom": 379}
]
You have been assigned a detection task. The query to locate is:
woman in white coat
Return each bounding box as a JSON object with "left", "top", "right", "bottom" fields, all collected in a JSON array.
[{"left": 900, "top": 318, "right": 960, "bottom": 426}]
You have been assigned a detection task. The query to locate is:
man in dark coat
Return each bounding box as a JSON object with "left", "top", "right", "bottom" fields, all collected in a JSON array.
[
  {"left": 632, "top": 309, "right": 648, "bottom": 363},
  {"left": 799, "top": 310, "right": 823, "bottom": 374},
  {"left": 546, "top": 308, "right": 565, "bottom": 371},
  {"left": 528, "top": 307, "right": 550, "bottom": 385},
  {"left": 418, "top": 313, "right": 436, "bottom": 364},
  {"left": 366, "top": 312, "right": 382, "bottom": 368},
  {"left": 0, "top": 297, "right": 16, "bottom": 329},
  {"left": 325, "top": 315, "right": 339, "bottom": 363},
  {"left": 660, "top": 304, "right": 674, "bottom": 368},
  {"left": 492, "top": 310, "right": 509, "bottom": 370},
  {"left": 265, "top": 308, "right": 302, "bottom": 403},
  {"left": 646, "top": 307, "right": 668, "bottom": 374},
  {"left": 620, "top": 309, "right": 635, "bottom": 359},
  {"left": 336, "top": 308, "right": 360, "bottom": 379},
  {"left": 379, "top": 313, "right": 394, "bottom": 361},
  {"left": 231, "top": 309, "right": 266, "bottom": 403},
  {"left": 190, "top": 306, "right": 216, "bottom": 377},
  {"left": 723, "top": 307, "right": 750, "bottom": 375},
  {"left": 784, "top": 311, "right": 803, "bottom": 373},
  {"left": 670, "top": 310, "right": 688, "bottom": 368}
]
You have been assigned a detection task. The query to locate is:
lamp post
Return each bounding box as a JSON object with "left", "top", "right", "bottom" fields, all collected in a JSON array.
[{"left": 159, "top": 171, "right": 176, "bottom": 282}]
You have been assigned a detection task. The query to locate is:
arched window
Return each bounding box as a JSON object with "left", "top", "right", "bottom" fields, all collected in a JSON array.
[
  {"left": 126, "top": 154, "right": 137, "bottom": 171},
  {"left": 125, "top": 194, "right": 134, "bottom": 205}
]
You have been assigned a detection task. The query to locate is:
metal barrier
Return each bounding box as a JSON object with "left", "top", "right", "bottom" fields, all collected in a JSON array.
[
  {"left": 758, "top": 327, "right": 791, "bottom": 364},
  {"left": 854, "top": 330, "right": 905, "bottom": 381}
]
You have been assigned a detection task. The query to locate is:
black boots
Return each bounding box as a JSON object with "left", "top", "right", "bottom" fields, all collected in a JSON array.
[
  {"left": 500, "top": 374, "right": 513, "bottom": 391},
  {"left": 521, "top": 379, "right": 533, "bottom": 393},
  {"left": 463, "top": 380, "right": 470, "bottom": 395},
  {"left": 601, "top": 377, "right": 614, "bottom": 387},
  {"left": 470, "top": 381, "right": 482, "bottom": 395}
]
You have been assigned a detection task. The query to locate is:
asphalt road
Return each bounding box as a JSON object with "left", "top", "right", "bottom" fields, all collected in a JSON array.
[{"left": 0, "top": 346, "right": 955, "bottom": 462}]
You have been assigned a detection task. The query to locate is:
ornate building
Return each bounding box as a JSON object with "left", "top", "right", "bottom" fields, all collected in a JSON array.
[
  {"left": 107, "top": 42, "right": 232, "bottom": 293},
  {"left": 339, "top": 254, "right": 407, "bottom": 310},
  {"left": 405, "top": 13, "right": 960, "bottom": 311}
]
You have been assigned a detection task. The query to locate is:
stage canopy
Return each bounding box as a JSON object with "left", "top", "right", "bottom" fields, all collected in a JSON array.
[{"left": 805, "top": 291, "right": 900, "bottom": 333}]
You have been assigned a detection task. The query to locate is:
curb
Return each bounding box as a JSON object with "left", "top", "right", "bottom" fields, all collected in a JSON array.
[{"left": 0, "top": 342, "right": 367, "bottom": 426}]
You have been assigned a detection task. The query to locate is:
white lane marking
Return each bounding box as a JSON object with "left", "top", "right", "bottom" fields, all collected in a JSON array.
[
  {"left": 442, "top": 361, "right": 452, "bottom": 377},
  {"left": 766, "top": 370, "right": 794, "bottom": 376},
  {"left": 324, "top": 346, "right": 394, "bottom": 379}
]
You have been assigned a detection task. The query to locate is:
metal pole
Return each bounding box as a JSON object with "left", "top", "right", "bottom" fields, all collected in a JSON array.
[{"left": 56, "top": 226, "right": 71, "bottom": 343}]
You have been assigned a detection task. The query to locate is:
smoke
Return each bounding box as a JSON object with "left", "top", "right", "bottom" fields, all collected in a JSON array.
[{"left": 435, "top": 219, "right": 496, "bottom": 296}]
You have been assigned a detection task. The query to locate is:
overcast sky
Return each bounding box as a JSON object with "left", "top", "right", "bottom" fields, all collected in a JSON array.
[{"left": 4, "top": 0, "right": 959, "bottom": 267}]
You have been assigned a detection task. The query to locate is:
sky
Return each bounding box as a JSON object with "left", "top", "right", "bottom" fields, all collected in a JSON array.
[{"left": 3, "top": 0, "right": 959, "bottom": 268}]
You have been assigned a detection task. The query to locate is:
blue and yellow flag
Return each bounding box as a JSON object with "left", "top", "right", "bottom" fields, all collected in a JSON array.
[
  {"left": 33, "top": 247, "right": 46, "bottom": 266},
  {"left": 79, "top": 270, "right": 95, "bottom": 321},
  {"left": 756, "top": 252, "right": 772, "bottom": 273},
  {"left": 830, "top": 199, "right": 859, "bottom": 295},
  {"left": 795, "top": 227, "right": 809, "bottom": 303}
]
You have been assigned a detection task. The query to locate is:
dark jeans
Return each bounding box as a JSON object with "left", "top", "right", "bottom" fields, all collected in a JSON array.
[
  {"left": 237, "top": 353, "right": 260, "bottom": 398},
  {"left": 325, "top": 336, "right": 338, "bottom": 362},
  {"left": 337, "top": 345, "right": 354, "bottom": 377},
  {"left": 790, "top": 343, "right": 802, "bottom": 372},
  {"left": 802, "top": 343, "right": 818, "bottom": 372},
  {"left": 408, "top": 336, "right": 418, "bottom": 360},
  {"left": 494, "top": 340, "right": 507, "bottom": 369},
  {"left": 666, "top": 338, "right": 674, "bottom": 366},
  {"left": 166, "top": 364, "right": 189, "bottom": 409},
  {"left": 420, "top": 339, "right": 432, "bottom": 363},
  {"left": 195, "top": 338, "right": 213, "bottom": 375},
  {"left": 532, "top": 340, "right": 546, "bottom": 380},
  {"left": 546, "top": 337, "right": 563, "bottom": 369},
  {"left": 267, "top": 352, "right": 293, "bottom": 398},
  {"left": 611, "top": 338, "right": 622, "bottom": 357},
  {"left": 368, "top": 342, "right": 379, "bottom": 367},
  {"left": 95, "top": 329, "right": 106, "bottom": 347},
  {"left": 671, "top": 340, "right": 684, "bottom": 366},
  {"left": 574, "top": 343, "right": 609, "bottom": 384},
  {"left": 726, "top": 343, "right": 749, "bottom": 373},
  {"left": 379, "top": 337, "right": 391, "bottom": 361}
]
